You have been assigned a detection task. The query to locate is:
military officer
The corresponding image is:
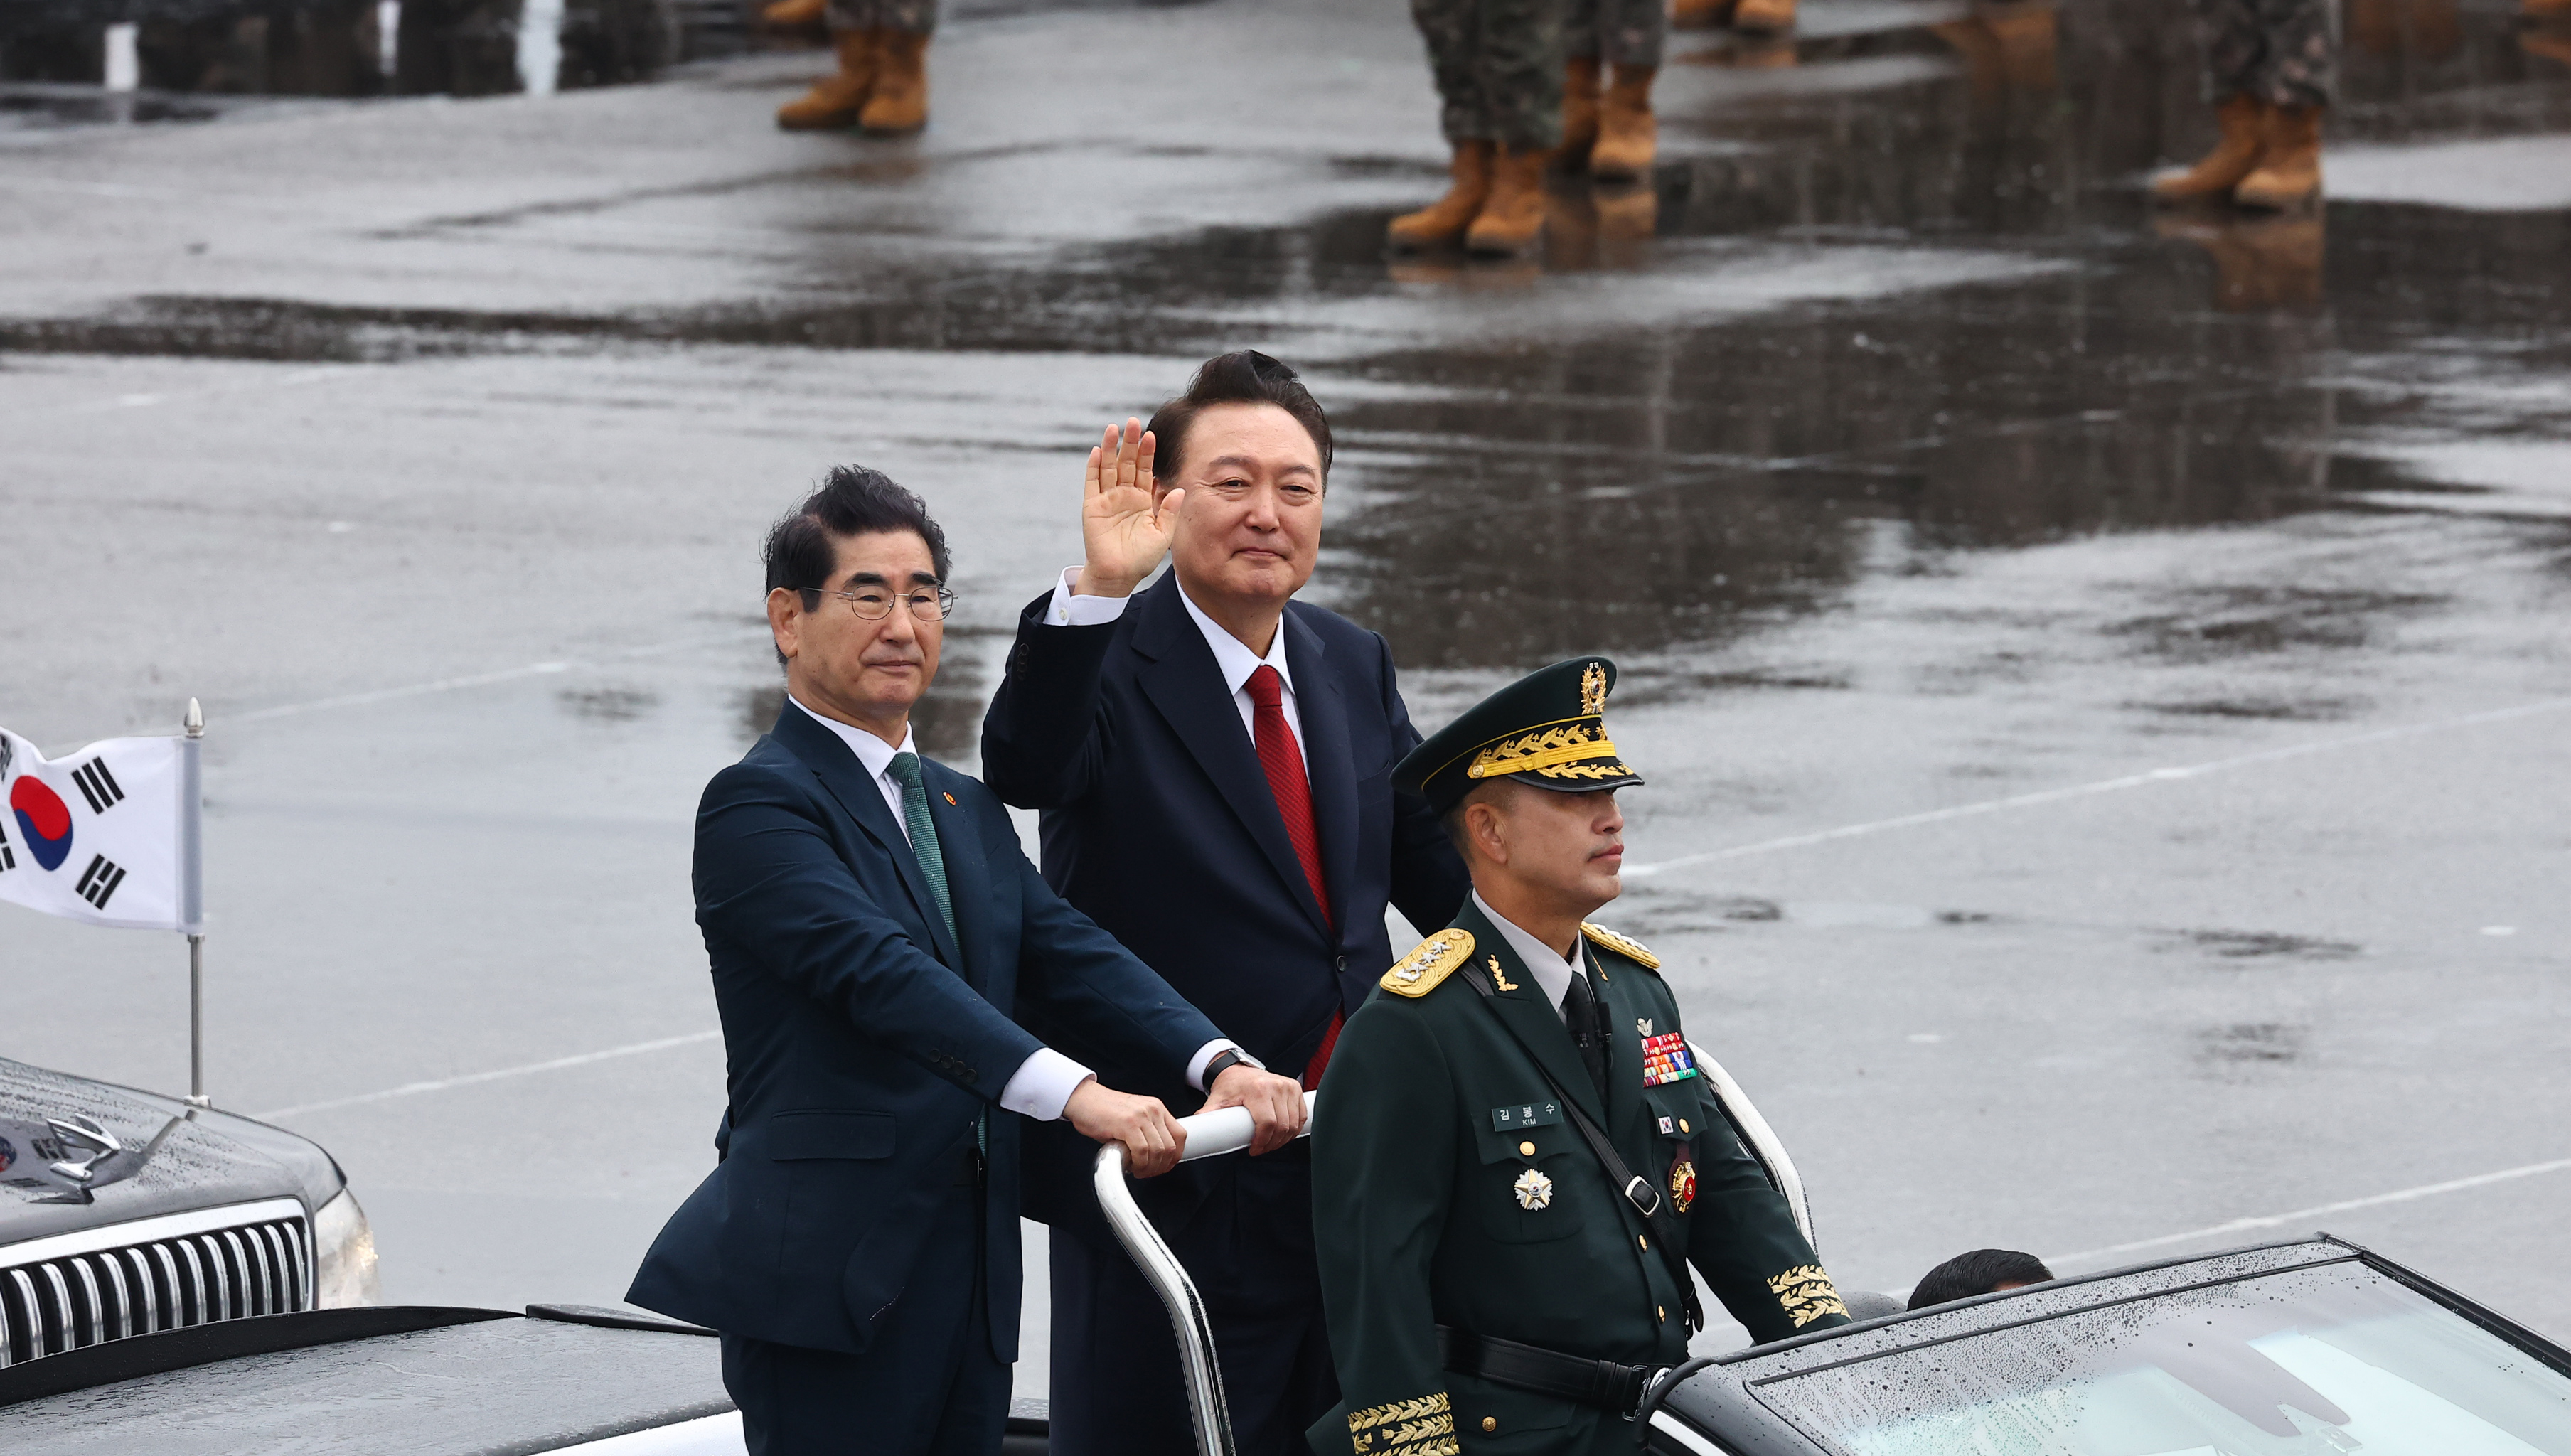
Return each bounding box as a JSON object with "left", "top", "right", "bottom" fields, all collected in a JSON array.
[{"left": 1309, "top": 658, "right": 1850, "bottom": 1456}]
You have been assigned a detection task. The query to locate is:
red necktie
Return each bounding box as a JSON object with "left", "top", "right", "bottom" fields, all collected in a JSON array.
[{"left": 1244, "top": 665, "right": 1342, "bottom": 1088}]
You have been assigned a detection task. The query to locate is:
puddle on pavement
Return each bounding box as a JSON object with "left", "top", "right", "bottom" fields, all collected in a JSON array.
[{"left": 7, "top": 0, "right": 2569, "bottom": 678}]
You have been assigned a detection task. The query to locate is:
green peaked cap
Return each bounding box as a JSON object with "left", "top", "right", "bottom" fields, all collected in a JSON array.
[{"left": 1394, "top": 657, "right": 1644, "bottom": 817}]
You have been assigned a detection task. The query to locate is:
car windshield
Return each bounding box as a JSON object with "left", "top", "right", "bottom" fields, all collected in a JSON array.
[{"left": 1753, "top": 1259, "right": 2571, "bottom": 1455}]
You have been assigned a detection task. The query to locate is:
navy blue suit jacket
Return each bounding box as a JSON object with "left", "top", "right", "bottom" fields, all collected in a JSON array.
[
  {"left": 626, "top": 702, "right": 1221, "bottom": 1357},
  {"left": 980, "top": 577, "right": 1470, "bottom": 1228}
]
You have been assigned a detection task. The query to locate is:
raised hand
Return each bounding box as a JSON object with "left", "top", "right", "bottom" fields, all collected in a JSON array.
[{"left": 1073, "top": 417, "right": 1185, "bottom": 599}]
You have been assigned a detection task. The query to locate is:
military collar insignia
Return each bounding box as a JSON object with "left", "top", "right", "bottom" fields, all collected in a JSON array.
[
  {"left": 1635, "top": 1017, "right": 1652, "bottom": 1037},
  {"left": 1512, "top": 1167, "right": 1554, "bottom": 1210},
  {"left": 1381, "top": 928, "right": 1474, "bottom": 997},
  {"left": 1581, "top": 921, "right": 1659, "bottom": 970},
  {"left": 1484, "top": 954, "right": 1519, "bottom": 993}
]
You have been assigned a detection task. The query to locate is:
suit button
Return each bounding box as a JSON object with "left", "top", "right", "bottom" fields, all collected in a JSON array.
[
  {"left": 1657, "top": 1305, "right": 1667, "bottom": 1322},
  {"left": 1336, "top": 956, "right": 1347, "bottom": 971},
  {"left": 1638, "top": 1236, "right": 1650, "bottom": 1251},
  {"left": 1481, "top": 1418, "right": 1497, "bottom": 1433},
  {"left": 1518, "top": 1141, "right": 1535, "bottom": 1157},
  {"left": 1679, "top": 1118, "right": 1691, "bottom": 1134}
]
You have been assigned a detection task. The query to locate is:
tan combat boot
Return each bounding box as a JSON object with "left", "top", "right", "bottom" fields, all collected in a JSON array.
[
  {"left": 776, "top": 29, "right": 877, "bottom": 130},
  {"left": 1561, "top": 57, "right": 1604, "bottom": 168},
  {"left": 860, "top": 30, "right": 929, "bottom": 134},
  {"left": 761, "top": 0, "right": 825, "bottom": 29},
  {"left": 2233, "top": 103, "right": 2322, "bottom": 209},
  {"left": 1733, "top": 0, "right": 1796, "bottom": 33},
  {"left": 1388, "top": 140, "right": 1495, "bottom": 250},
  {"left": 1466, "top": 144, "right": 1549, "bottom": 255},
  {"left": 2151, "top": 93, "right": 2265, "bottom": 203},
  {"left": 1588, "top": 64, "right": 1657, "bottom": 181}
]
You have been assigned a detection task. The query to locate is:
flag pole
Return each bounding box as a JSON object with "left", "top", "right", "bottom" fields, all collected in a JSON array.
[{"left": 183, "top": 698, "right": 208, "bottom": 1110}]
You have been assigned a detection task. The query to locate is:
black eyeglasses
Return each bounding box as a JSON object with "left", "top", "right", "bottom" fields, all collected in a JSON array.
[{"left": 808, "top": 585, "right": 957, "bottom": 622}]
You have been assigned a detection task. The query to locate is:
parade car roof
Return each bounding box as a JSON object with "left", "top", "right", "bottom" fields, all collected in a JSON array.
[
  {"left": 1655, "top": 1236, "right": 2571, "bottom": 1455},
  {"left": 0, "top": 1303, "right": 736, "bottom": 1455}
]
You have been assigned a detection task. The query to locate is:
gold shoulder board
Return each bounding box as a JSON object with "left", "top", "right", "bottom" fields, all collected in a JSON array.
[
  {"left": 1581, "top": 922, "right": 1659, "bottom": 970},
  {"left": 1381, "top": 928, "right": 1475, "bottom": 997}
]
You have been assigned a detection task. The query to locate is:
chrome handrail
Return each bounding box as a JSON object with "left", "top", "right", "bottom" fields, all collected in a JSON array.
[
  {"left": 1691, "top": 1042, "right": 1815, "bottom": 1253},
  {"left": 1091, "top": 1091, "right": 1317, "bottom": 1456}
]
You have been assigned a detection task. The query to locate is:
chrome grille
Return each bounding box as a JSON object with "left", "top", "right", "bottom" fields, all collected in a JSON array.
[{"left": 0, "top": 1202, "right": 310, "bottom": 1366}]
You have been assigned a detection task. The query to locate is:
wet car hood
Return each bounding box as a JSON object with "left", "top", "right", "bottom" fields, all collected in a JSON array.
[{"left": 0, "top": 1057, "right": 344, "bottom": 1245}]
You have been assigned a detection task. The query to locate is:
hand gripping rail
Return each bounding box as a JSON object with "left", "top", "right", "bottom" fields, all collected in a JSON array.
[
  {"left": 1094, "top": 1047, "right": 1807, "bottom": 1456},
  {"left": 1093, "top": 1090, "right": 1317, "bottom": 1456}
]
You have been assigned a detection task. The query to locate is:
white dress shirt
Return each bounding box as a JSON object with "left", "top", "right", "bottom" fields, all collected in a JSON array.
[
  {"left": 1472, "top": 890, "right": 1583, "bottom": 1025},
  {"left": 1044, "top": 567, "right": 1306, "bottom": 756},
  {"left": 789, "top": 695, "right": 1245, "bottom": 1118}
]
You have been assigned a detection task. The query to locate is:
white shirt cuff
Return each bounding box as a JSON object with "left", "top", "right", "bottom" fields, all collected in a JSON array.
[
  {"left": 1046, "top": 565, "right": 1135, "bottom": 626},
  {"left": 1186, "top": 1039, "right": 1259, "bottom": 1093},
  {"left": 999, "top": 1046, "right": 1096, "bottom": 1122}
]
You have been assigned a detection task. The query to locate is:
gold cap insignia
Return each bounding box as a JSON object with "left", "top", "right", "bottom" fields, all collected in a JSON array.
[
  {"left": 1381, "top": 928, "right": 1474, "bottom": 997},
  {"left": 1769, "top": 1265, "right": 1851, "bottom": 1329},
  {"left": 1512, "top": 1167, "right": 1554, "bottom": 1210},
  {"left": 1580, "top": 660, "right": 1608, "bottom": 716},
  {"left": 1463, "top": 719, "right": 1631, "bottom": 783},
  {"left": 1581, "top": 922, "right": 1659, "bottom": 970}
]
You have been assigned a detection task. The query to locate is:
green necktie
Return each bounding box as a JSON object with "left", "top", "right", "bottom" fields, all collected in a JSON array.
[
  {"left": 889, "top": 749, "right": 981, "bottom": 1163},
  {"left": 887, "top": 751, "right": 958, "bottom": 952}
]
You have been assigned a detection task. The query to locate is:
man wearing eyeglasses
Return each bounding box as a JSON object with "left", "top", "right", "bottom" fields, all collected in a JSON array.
[
  {"left": 630, "top": 466, "right": 1308, "bottom": 1456},
  {"left": 983, "top": 353, "right": 1472, "bottom": 1456}
]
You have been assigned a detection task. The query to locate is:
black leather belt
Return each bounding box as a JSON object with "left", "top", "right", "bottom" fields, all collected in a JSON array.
[{"left": 1437, "top": 1326, "right": 1662, "bottom": 1416}]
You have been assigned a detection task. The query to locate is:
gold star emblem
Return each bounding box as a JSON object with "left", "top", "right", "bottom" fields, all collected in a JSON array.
[{"left": 1512, "top": 1168, "right": 1554, "bottom": 1210}]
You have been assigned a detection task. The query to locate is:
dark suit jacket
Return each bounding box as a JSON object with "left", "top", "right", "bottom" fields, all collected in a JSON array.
[
  {"left": 626, "top": 702, "right": 1222, "bottom": 1358},
  {"left": 980, "top": 577, "right": 1470, "bottom": 1227}
]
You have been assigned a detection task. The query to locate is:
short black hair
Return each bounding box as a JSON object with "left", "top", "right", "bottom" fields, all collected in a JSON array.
[
  {"left": 1907, "top": 1249, "right": 2055, "bottom": 1311},
  {"left": 1145, "top": 350, "right": 1333, "bottom": 484},
  {"left": 762, "top": 466, "right": 951, "bottom": 665}
]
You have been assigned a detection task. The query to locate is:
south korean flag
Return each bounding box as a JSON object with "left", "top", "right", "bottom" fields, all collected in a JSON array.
[{"left": 0, "top": 725, "right": 201, "bottom": 932}]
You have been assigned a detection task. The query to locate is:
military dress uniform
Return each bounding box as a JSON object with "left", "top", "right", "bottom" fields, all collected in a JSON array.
[{"left": 1309, "top": 660, "right": 1849, "bottom": 1456}]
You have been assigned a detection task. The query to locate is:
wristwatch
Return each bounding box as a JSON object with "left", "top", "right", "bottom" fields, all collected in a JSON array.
[{"left": 1202, "top": 1048, "right": 1255, "bottom": 1087}]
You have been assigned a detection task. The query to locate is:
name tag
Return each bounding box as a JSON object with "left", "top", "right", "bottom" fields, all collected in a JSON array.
[{"left": 1491, "top": 1101, "right": 1562, "bottom": 1131}]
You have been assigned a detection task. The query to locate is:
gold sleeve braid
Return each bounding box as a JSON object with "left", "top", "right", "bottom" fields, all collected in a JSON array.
[
  {"left": 1768, "top": 1264, "right": 1851, "bottom": 1328},
  {"left": 1347, "top": 1393, "right": 1459, "bottom": 1455}
]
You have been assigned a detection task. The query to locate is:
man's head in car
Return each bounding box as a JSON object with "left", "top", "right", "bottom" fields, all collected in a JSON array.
[{"left": 1907, "top": 1248, "right": 2055, "bottom": 1310}]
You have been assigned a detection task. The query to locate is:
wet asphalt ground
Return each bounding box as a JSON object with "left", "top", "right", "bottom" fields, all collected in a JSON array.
[{"left": 4, "top": 0, "right": 2570, "bottom": 1388}]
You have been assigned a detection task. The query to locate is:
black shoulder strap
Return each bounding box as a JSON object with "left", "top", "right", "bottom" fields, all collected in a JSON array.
[{"left": 1461, "top": 964, "right": 1704, "bottom": 1333}]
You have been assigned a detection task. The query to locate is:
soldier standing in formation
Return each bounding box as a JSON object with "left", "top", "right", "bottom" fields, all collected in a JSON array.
[
  {"left": 1559, "top": 0, "right": 1665, "bottom": 183},
  {"left": 1309, "top": 658, "right": 1851, "bottom": 1456},
  {"left": 770, "top": 0, "right": 933, "bottom": 134},
  {"left": 2154, "top": 0, "right": 2336, "bottom": 209},
  {"left": 1387, "top": 0, "right": 1563, "bottom": 256}
]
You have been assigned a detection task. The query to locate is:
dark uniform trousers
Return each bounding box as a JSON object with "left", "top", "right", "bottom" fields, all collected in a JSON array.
[
  {"left": 722, "top": 1178, "right": 1010, "bottom": 1456},
  {"left": 1412, "top": 0, "right": 1566, "bottom": 151},
  {"left": 1564, "top": 0, "right": 1664, "bottom": 70},
  {"left": 2194, "top": 0, "right": 2337, "bottom": 107},
  {"left": 827, "top": 0, "right": 934, "bottom": 33},
  {"left": 1310, "top": 899, "right": 1851, "bottom": 1456}
]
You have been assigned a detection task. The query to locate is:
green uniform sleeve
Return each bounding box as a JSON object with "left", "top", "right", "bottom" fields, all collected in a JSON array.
[
  {"left": 1682, "top": 1107, "right": 1851, "bottom": 1344},
  {"left": 1311, "top": 1002, "right": 1464, "bottom": 1456}
]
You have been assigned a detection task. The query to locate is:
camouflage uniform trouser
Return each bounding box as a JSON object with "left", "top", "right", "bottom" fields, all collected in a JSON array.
[
  {"left": 828, "top": 0, "right": 932, "bottom": 34},
  {"left": 2193, "top": 0, "right": 2336, "bottom": 107},
  {"left": 1564, "top": 0, "right": 1664, "bottom": 70},
  {"left": 1413, "top": 0, "right": 1565, "bottom": 150}
]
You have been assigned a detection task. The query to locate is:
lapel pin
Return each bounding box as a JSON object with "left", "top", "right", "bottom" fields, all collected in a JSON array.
[{"left": 942, "top": 791, "right": 956, "bottom": 805}]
